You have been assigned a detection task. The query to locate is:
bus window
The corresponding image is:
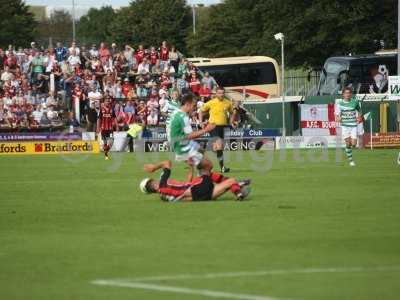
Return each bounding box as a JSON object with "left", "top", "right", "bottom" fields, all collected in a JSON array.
[
  {"left": 238, "top": 63, "right": 277, "bottom": 85},
  {"left": 198, "top": 62, "right": 277, "bottom": 87}
]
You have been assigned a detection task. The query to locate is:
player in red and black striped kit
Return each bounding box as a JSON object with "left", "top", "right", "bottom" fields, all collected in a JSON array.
[
  {"left": 97, "top": 98, "right": 116, "bottom": 160},
  {"left": 140, "top": 160, "right": 251, "bottom": 202}
]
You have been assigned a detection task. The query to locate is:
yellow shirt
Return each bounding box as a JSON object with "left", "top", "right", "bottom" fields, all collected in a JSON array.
[{"left": 201, "top": 98, "right": 234, "bottom": 126}]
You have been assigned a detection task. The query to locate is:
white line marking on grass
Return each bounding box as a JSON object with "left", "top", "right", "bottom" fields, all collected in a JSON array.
[
  {"left": 110, "top": 265, "right": 400, "bottom": 282},
  {"left": 92, "top": 280, "right": 281, "bottom": 300}
]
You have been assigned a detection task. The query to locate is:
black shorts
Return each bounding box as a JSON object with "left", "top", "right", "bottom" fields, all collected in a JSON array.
[
  {"left": 210, "top": 125, "right": 226, "bottom": 139},
  {"left": 101, "top": 130, "right": 113, "bottom": 140},
  {"left": 191, "top": 175, "right": 214, "bottom": 201}
]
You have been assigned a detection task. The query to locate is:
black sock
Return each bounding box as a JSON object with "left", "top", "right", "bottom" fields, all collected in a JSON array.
[{"left": 216, "top": 150, "right": 224, "bottom": 168}]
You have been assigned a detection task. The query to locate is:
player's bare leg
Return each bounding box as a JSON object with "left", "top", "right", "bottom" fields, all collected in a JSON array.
[
  {"left": 211, "top": 178, "right": 250, "bottom": 201},
  {"left": 213, "top": 138, "right": 229, "bottom": 173},
  {"left": 344, "top": 137, "right": 356, "bottom": 166}
]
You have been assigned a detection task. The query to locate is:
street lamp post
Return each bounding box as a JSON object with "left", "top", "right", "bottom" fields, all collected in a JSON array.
[
  {"left": 275, "top": 32, "right": 286, "bottom": 137},
  {"left": 72, "top": 0, "right": 76, "bottom": 42}
]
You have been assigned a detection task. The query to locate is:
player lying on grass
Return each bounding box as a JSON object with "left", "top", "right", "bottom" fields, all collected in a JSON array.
[
  {"left": 139, "top": 160, "right": 251, "bottom": 202},
  {"left": 335, "top": 87, "right": 362, "bottom": 166}
]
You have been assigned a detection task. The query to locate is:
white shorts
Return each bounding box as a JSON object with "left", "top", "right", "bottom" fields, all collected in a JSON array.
[
  {"left": 175, "top": 141, "right": 203, "bottom": 166},
  {"left": 341, "top": 126, "right": 357, "bottom": 139}
]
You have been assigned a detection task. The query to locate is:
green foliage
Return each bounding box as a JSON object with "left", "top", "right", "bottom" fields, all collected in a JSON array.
[
  {"left": 0, "top": 0, "right": 37, "bottom": 48},
  {"left": 76, "top": 6, "right": 116, "bottom": 45},
  {"left": 110, "top": 0, "right": 191, "bottom": 50},
  {"left": 187, "top": 0, "right": 397, "bottom": 68}
]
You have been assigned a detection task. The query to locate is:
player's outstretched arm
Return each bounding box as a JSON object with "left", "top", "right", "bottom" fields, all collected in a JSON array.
[
  {"left": 143, "top": 160, "right": 172, "bottom": 173},
  {"left": 187, "top": 123, "right": 215, "bottom": 140}
]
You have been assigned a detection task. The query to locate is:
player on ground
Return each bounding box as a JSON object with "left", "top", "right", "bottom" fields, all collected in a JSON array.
[
  {"left": 199, "top": 87, "right": 237, "bottom": 173},
  {"left": 139, "top": 160, "right": 251, "bottom": 202},
  {"left": 335, "top": 87, "right": 362, "bottom": 166},
  {"left": 97, "top": 97, "right": 117, "bottom": 160},
  {"left": 169, "top": 93, "right": 215, "bottom": 167}
]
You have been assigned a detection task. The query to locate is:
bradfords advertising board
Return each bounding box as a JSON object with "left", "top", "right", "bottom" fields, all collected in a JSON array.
[
  {"left": 0, "top": 141, "right": 99, "bottom": 155},
  {"left": 300, "top": 104, "right": 337, "bottom": 136}
]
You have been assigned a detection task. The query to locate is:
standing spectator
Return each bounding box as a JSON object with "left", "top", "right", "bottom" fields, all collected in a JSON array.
[
  {"left": 149, "top": 46, "right": 159, "bottom": 70},
  {"left": 87, "top": 86, "right": 102, "bottom": 107},
  {"left": 201, "top": 71, "right": 218, "bottom": 91},
  {"left": 124, "top": 100, "right": 136, "bottom": 124},
  {"left": 55, "top": 42, "right": 68, "bottom": 62},
  {"left": 159, "top": 41, "right": 169, "bottom": 71},
  {"left": 169, "top": 46, "right": 180, "bottom": 72},
  {"left": 67, "top": 50, "right": 81, "bottom": 68},
  {"left": 123, "top": 45, "right": 136, "bottom": 70},
  {"left": 69, "top": 41, "right": 80, "bottom": 56},
  {"left": 176, "top": 74, "right": 189, "bottom": 94},
  {"left": 86, "top": 102, "right": 98, "bottom": 132},
  {"left": 89, "top": 44, "right": 99, "bottom": 58},
  {"left": 72, "top": 83, "right": 86, "bottom": 121},
  {"left": 99, "top": 42, "right": 111, "bottom": 66},
  {"left": 189, "top": 73, "right": 201, "bottom": 95},
  {"left": 199, "top": 83, "right": 212, "bottom": 100},
  {"left": 1, "top": 66, "right": 14, "bottom": 82},
  {"left": 110, "top": 43, "right": 118, "bottom": 59},
  {"left": 135, "top": 45, "right": 145, "bottom": 64},
  {"left": 146, "top": 96, "right": 159, "bottom": 125},
  {"left": 30, "top": 52, "right": 45, "bottom": 84}
]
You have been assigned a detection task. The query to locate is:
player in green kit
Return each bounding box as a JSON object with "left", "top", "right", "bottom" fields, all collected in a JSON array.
[
  {"left": 335, "top": 87, "right": 363, "bottom": 166},
  {"left": 169, "top": 93, "right": 215, "bottom": 167},
  {"left": 161, "top": 89, "right": 181, "bottom": 144}
]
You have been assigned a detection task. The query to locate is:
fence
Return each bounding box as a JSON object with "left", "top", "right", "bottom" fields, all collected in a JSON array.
[{"left": 285, "top": 69, "right": 320, "bottom": 97}]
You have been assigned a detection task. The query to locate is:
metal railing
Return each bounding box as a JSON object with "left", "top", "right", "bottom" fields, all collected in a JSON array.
[{"left": 285, "top": 69, "right": 320, "bottom": 96}]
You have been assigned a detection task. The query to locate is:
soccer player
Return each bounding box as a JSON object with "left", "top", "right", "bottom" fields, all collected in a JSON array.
[
  {"left": 161, "top": 89, "right": 181, "bottom": 144},
  {"left": 336, "top": 87, "right": 362, "bottom": 166},
  {"left": 169, "top": 93, "right": 215, "bottom": 167},
  {"left": 97, "top": 97, "right": 117, "bottom": 160},
  {"left": 199, "top": 87, "right": 237, "bottom": 173},
  {"left": 139, "top": 160, "right": 251, "bottom": 202}
]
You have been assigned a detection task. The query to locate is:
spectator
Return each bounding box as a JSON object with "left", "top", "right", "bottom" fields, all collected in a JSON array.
[
  {"left": 201, "top": 71, "right": 218, "bottom": 91},
  {"left": 55, "top": 42, "right": 68, "bottom": 62},
  {"left": 86, "top": 102, "right": 98, "bottom": 132}
]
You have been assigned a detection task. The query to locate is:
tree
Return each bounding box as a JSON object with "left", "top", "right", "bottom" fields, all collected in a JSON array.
[
  {"left": 77, "top": 6, "right": 116, "bottom": 45},
  {"left": 186, "top": 0, "right": 397, "bottom": 68},
  {"left": 0, "top": 0, "right": 37, "bottom": 48},
  {"left": 37, "top": 10, "right": 73, "bottom": 46},
  {"left": 110, "top": 0, "right": 191, "bottom": 51}
]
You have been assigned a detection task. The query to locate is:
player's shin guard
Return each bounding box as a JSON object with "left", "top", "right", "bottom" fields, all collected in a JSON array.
[
  {"left": 344, "top": 146, "right": 353, "bottom": 162},
  {"left": 216, "top": 150, "right": 224, "bottom": 169}
]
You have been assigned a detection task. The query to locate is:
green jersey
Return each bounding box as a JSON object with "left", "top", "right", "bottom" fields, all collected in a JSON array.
[
  {"left": 162, "top": 100, "right": 180, "bottom": 128},
  {"left": 168, "top": 110, "right": 193, "bottom": 155},
  {"left": 336, "top": 97, "right": 361, "bottom": 127}
]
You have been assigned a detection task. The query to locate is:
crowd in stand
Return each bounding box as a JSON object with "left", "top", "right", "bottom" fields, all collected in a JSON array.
[{"left": 0, "top": 41, "right": 219, "bottom": 132}]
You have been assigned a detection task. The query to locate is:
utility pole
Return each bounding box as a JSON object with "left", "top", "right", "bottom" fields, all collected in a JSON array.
[{"left": 72, "top": 0, "right": 76, "bottom": 42}]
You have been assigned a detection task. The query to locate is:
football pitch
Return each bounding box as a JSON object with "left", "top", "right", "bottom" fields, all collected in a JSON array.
[{"left": 1, "top": 149, "right": 400, "bottom": 300}]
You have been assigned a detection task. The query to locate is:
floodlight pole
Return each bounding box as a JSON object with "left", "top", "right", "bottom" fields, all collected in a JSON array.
[
  {"left": 72, "top": 0, "right": 76, "bottom": 42},
  {"left": 281, "top": 35, "right": 286, "bottom": 137},
  {"left": 398, "top": 0, "right": 400, "bottom": 75}
]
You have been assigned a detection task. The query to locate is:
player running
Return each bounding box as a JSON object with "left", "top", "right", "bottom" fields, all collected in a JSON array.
[
  {"left": 199, "top": 87, "right": 237, "bottom": 173},
  {"left": 139, "top": 160, "right": 251, "bottom": 202},
  {"left": 335, "top": 87, "right": 362, "bottom": 166},
  {"left": 97, "top": 97, "right": 117, "bottom": 160},
  {"left": 169, "top": 93, "right": 215, "bottom": 167}
]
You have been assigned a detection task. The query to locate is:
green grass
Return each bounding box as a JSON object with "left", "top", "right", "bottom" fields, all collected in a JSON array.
[{"left": 1, "top": 149, "right": 400, "bottom": 300}]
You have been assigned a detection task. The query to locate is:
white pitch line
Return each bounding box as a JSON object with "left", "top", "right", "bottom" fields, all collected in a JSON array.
[
  {"left": 110, "top": 265, "right": 400, "bottom": 282},
  {"left": 92, "top": 280, "right": 281, "bottom": 300}
]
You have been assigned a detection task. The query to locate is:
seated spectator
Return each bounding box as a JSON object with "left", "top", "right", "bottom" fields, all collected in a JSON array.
[
  {"left": 40, "top": 111, "right": 51, "bottom": 127},
  {"left": 138, "top": 57, "right": 150, "bottom": 75},
  {"left": 65, "top": 111, "right": 80, "bottom": 127}
]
